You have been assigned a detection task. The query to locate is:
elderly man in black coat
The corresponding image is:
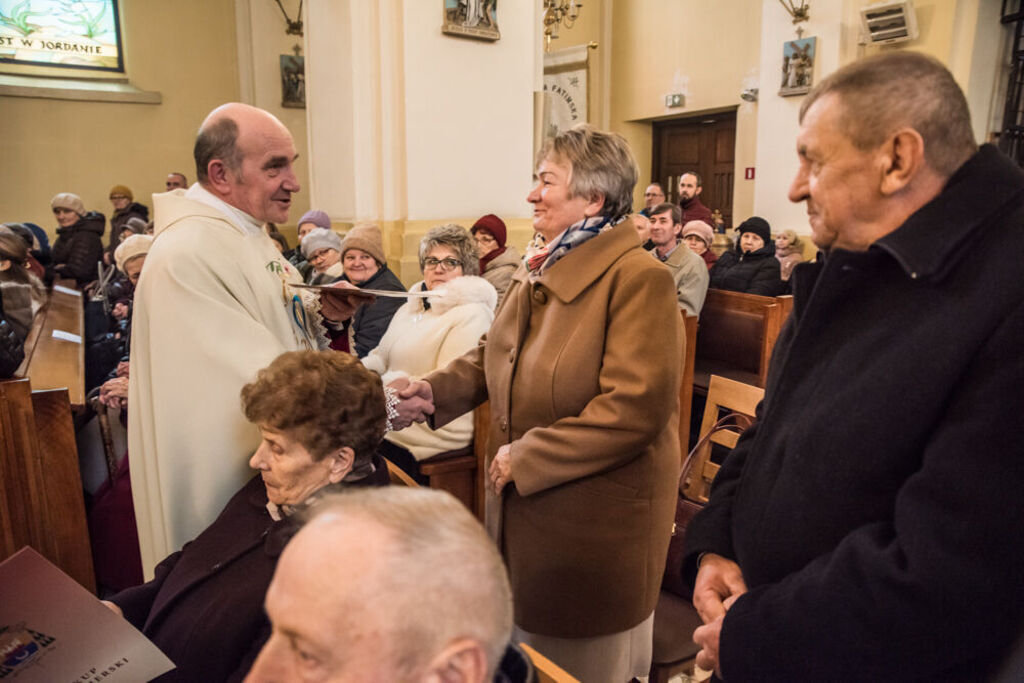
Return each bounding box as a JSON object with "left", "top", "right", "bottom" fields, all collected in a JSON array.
[{"left": 683, "top": 52, "right": 1024, "bottom": 680}]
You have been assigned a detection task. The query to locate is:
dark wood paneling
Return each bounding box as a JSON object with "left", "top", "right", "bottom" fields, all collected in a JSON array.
[{"left": 652, "top": 110, "right": 738, "bottom": 229}]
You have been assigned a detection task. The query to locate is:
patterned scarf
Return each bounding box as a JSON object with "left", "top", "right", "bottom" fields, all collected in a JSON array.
[{"left": 524, "top": 215, "right": 620, "bottom": 278}]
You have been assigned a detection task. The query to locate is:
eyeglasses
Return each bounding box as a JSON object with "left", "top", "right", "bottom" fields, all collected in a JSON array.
[
  {"left": 423, "top": 257, "right": 462, "bottom": 271},
  {"left": 110, "top": 195, "right": 128, "bottom": 201},
  {"left": 474, "top": 234, "right": 497, "bottom": 244},
  {"left": 310, "top": 249, "right": 336, "bottom": 262}
]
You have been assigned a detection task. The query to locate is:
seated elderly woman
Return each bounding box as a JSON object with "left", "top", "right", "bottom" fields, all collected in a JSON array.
[
  {"left": 48, "top": 192, "right": 105, "bottom": 287},
  {"left": 364, "top": 224, "right": 496, "bottom": 483},
  {"left": 333, "top": 224, "right": 406, "bottom": 357},
  {"left": 471, "top": 213, "right": 520, "bottom": 304},
  {"left": 709, "top": 216, "right": 784, "bottom": 296},
  {"left": 105, "top": 350, "right": 388, "bottom": 682},
  {"left": 0, "top": 225, "right": 46, "bottom": 339},
  {"left": 682, "top": 220, "right": 718, "bottom": 271},
  {"left": 299, "top": 227, "right": 345, "bottom": 285}
]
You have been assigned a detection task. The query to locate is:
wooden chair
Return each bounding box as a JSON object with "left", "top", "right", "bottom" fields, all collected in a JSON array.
[
  {"left": 418, "top": 402, "right": 489, "bottom": 520},
  {"left": 384, "top": 457, "right": 419, "bottom": 487},
  {"left": 679, "top": 311, "right": 698, "bottom": 461},
  {"left": 693, "top": 289, "right": 793, "bottom": 392},
  {"left": 682, "top": 375, "right": 764, "bottom": 504},
  {"left": 519, "top": 643, "right": 580, "bottom": 683},
  {"left": 649, "top": 375, "right": 762, "bottom": 683}
]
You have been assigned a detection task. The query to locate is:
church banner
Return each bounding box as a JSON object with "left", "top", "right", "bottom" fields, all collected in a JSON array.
[{"left": 542, "top": 45, "right": 589, "bottom": 138}]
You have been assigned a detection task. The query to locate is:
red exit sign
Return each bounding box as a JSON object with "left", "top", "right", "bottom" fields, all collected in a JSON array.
[{"left": 744, "top": 167, "right": 755, "bottom": 180}]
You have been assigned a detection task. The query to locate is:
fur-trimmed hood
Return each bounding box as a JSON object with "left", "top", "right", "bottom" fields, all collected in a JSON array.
[{"left": 411, "top": 275, "right": 497, "bottom": 314}]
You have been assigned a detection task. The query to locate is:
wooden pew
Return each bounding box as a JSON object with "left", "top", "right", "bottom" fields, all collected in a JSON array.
[
  {"left": 17, "top": 280, "right": 86, "bottom": 407},
  {"left": 1, "top": 281, "right": 94, "bottom": 591},
  {"left": 0, "top": 378, "right": 95, "bottom": 592},
  {"left": 693, "top": 289, "right": 793, "bottom": 391},
  {"left": 418, "top": 402, "right": 490, "bottom": 520}
]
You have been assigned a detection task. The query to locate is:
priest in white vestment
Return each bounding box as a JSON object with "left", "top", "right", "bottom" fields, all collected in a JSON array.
[{"left": 128, "top": 104, "right": 348, "bottom": 576}]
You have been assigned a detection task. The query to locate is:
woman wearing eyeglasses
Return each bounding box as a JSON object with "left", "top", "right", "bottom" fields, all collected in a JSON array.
[{"left": 363, "top": 223, "right": 496, "bottom": 483}]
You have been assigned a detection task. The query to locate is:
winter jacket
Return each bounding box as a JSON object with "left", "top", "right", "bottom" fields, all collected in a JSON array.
[
  {"left": 342, "top": 266, "right": 406, "bottom": 357},
  {"left": 0, "top": 292, "right": 24, "bottom": 378},
  {"left": 480, "top": 245, "right": 521, "bottom": 305},
  {"left": 363, "top": 275, "right": 496, "bottom": 460},
  {"left": 50, "top": 211, "right": 105, "bottom": 287},
  {"left": 109, "top": 202, "right": 150, "bottom": 249},
  {"left": 709, "top": 242, "right": 784, "bottom": 296}
]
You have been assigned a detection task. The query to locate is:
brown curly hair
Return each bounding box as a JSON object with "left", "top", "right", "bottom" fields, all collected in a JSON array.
[{"left": 240, "top": 350, "right": 386, "bottom": 462}]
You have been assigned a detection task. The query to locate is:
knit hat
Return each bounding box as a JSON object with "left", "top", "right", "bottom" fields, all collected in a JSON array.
[
  {"left": 123, "top": 216, "right": 148, "bottom": 235},
  {"left": 471, "top": 214, "right": 507, "bottom": 248},
  {"left": 736, "top": 216, "right": 771, "bottom": 245},
  {"left": 114, "top": 234, "right": 153, "bottom": 272},
  {"left": 681, "top": 220, "right": 714, "bottom": 248},
  {"left": 51, "top": 193, "right": 85, "bottom": 217},
  {"left": 109, "top": 185, "right": 133, "bottom": 201},
  {"left": 340, "top": 224, "right": 386, "bottom": 266},
  {"left": 301, "top": 227, "right": 343, "bottom": 260},
  {"left": 297, "top": 209, "right": 331, "bottom": 232}
]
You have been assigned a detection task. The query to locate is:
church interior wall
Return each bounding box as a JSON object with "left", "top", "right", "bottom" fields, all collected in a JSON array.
[
  {"left": 1, "top": 1, "right": 240, "bottom": 241},
  {"left": 1, "top": 0, "right": 1010, "bottom": 259}
]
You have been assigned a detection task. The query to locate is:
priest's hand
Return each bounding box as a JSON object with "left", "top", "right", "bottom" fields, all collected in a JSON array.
[{"left": 319, "top": 281, "right": 373, "bottom": 322}]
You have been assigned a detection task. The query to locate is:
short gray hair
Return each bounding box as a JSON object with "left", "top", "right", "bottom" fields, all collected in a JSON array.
[
  {"left": 537, "top": 123, "right": 639, "bottom": 220},
  {"left": 306, "top": 488, "right": 512, "bottom": 678},
  {"left": 418, "top": 224, "right": 479, "bottom": 276},
  {"left": 194, "top": 116, "right": 242, "bottom": 184},
  {"left": 800, "top": 51, "right": 977, "bottom": 177}
]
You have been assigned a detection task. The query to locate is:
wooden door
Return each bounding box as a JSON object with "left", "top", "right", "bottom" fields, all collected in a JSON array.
[{"left": 652, "top": 110, "right": 737, "bottom": 229}]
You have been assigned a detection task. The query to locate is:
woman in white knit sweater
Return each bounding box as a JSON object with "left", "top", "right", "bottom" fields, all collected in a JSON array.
[{"left": 363, "top": 224, "right": 497, "bottom": 482}]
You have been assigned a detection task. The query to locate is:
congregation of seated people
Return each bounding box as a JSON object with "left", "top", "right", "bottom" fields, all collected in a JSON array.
[{"left": 10, "top": 50, "right": 1024, "bottom": 683}]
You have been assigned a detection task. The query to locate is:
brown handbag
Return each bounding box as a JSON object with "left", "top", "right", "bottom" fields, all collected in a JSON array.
[{"left": 661, "top": 412, "right": 754, "bottom": 598}]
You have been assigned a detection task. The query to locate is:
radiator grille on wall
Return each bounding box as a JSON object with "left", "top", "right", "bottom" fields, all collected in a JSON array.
[{"left": 860, "top": 1, "right": 919, "bottom": 45}]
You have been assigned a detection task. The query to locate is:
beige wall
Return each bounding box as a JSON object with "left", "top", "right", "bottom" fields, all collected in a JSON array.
[
  {"left": 235, "top": 0, "right": 312, "bottom": 226},
  {"left": 536, "top": 0, "right": 763, "bottom": 221},
  {"left": 1, "top": 1, "right": 239, "bottom": 240}
]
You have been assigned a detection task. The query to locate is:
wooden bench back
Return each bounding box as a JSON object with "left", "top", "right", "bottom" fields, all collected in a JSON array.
[
  {"left": 694, "top": 289, "right": 793, "bottom": 389},
  {"left": 17, "top": 281, "right": 86, "bottom": 407},
  {"left": 0, "top": 378, "right": 94, "bottom": 592}
]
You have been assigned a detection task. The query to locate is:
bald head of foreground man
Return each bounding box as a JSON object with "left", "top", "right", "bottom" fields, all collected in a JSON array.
[
  {"left": 245, "top": 488, "right": 513, "bottom": 683},
  {"left": 193, "top": 103, "right": 300, "bottom": 225}
]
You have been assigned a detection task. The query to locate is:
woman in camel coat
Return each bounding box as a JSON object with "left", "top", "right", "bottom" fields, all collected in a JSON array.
[{"left": 420, "top": 125, "right": 681, "bottom": 682}]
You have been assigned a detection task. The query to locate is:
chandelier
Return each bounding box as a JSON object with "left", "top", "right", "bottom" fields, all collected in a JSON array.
[{"left": 543, "top": 0, "right": 583, "bottom": 51}]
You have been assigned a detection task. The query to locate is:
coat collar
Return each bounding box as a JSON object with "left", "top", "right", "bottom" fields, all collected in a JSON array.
[
  {"left": 514, "top": 220, "right": 640, "bottom": 303},
  {"left": 873, "top": 145, "right": 1024, "bottom": 281}
]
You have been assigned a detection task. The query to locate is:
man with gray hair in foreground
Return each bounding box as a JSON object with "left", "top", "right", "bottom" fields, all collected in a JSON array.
[{"left": 245, "top": 487, "right": 516, "bottom": 682}]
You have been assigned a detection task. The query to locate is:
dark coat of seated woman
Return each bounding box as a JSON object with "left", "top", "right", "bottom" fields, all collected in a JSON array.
[
  {"left": 709, "top": 216, "right": 785, "bottom": 296},
  {"left": 106, "top": 350, "right": 389, "bottom": 682}
]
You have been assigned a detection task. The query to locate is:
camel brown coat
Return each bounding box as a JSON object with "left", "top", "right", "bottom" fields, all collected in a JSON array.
[{"left": 428, "top": 221, "right": 682, "bottom": 638}]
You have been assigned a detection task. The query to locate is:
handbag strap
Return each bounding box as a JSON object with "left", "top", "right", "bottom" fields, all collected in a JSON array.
[{"left": 679, "top": 412, "right": 754, "bottom": 496}]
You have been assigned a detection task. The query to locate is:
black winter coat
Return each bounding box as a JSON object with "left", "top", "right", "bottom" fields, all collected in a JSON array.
[
  {"left": 51, "top": 212, "right": 105, "bottom": 287},
  {"left": 709, "top": 242, "right": 784, "bottom": 296},
  {"left": 683, "top": 145, "right": 1024, "bottom": 681},
  {"left": 108, "top": 202, "right": 150, "bottom": 250},
  {"left": 341, "top": 266, "right": 406, "bottom": 357},
  {"left": 0, "top": 292, "right": 24, "bottom": 379}
]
